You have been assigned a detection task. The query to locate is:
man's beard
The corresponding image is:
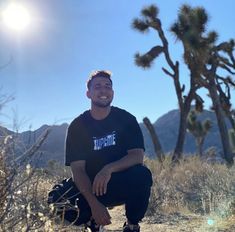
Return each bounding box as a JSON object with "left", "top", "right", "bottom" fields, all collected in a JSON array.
[{"left": 92, "top": 100, "right": 112, "bottom": 108}]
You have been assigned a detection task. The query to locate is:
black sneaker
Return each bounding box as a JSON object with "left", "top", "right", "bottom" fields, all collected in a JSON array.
[
  {"left": 123, "top": 222, "right": 140, "bottom": 232},
  {"left": 84, "top": 219, "right": 103, "bottom": 232}
]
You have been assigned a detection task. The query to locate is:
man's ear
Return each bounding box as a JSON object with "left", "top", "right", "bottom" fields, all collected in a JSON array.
[{"left": 86, "top": 90, "right": 91, "bottom": 99}]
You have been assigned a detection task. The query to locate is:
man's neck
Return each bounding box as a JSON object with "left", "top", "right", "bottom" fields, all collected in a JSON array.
[{"left": 90, "top": 106, "right": 112, "bottom": 120}]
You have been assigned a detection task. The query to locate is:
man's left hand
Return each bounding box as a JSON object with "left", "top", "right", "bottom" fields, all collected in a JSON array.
[{"left": 92, "top": 167, "right": 111, "bottom": 196}]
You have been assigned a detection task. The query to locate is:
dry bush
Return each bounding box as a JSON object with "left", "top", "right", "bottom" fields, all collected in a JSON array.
[
  {"left": 0, "top": 129, "right": 59, "bottom": 232},
  {"left": 145, "top": 155, "right": 235, "bottom": 217},
  {"left": 0, "top": 129, "right": 84, "bottom": 231}
]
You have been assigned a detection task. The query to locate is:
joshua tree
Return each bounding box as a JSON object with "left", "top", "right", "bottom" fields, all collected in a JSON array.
[
  {"left": 143, "top": 117, "right": 165, "bottom": 162},
  {"left": 170, "top": 5, "right": 235, "bottom": 164},
  {"left": 133, "top": 4, "right": 235, "bottom": 165},
  {"left": 187, "top": 110, "right": 212, "bottom": 156},
  {"left": 132, "top": 5, "right": 201, "bottom": 163}
]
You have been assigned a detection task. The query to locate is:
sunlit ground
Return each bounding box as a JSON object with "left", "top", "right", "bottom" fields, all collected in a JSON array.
[{"left": 104, "top": 206, "right": 235, "bottom": 232}]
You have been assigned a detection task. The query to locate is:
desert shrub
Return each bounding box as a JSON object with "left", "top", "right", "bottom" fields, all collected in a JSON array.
[
  {"left": 0, "top": 128, "right": 56, "bottom": 231},
  {"left": 0, "top": 128, "right": 84, "bottom": 231},
  {"left": 145, "top": 156, "right": 235, "bottom": 216}
]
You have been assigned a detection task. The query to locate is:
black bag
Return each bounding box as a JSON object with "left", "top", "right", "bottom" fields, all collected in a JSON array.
[
  {"left": 48, "top": 178, "right": 84, "bottom": 225},
  {"left": 48, "top": 178, "right": 80, "bottom": 205}
]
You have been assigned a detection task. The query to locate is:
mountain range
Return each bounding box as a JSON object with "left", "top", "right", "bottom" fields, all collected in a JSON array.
[{"left": 1, "top": 109, "right": 229, "bottom": 167}]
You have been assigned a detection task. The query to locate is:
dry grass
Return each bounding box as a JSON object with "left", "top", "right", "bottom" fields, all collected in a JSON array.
[
  {"left": 145, "top": 156, "right": 235, "bottom": 215},
  {"left": 144, "top": 156, "right": 235, "bottom": 231}
]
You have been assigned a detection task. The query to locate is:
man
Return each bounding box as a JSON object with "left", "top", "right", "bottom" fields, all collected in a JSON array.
[{"left": 50, "top": 70, "right": 152, "bottom": 232}]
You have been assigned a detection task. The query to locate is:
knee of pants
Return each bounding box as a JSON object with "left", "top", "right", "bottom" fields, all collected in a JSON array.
[{"left": 129, "top": 165, "right": 153, "bottom": 188}]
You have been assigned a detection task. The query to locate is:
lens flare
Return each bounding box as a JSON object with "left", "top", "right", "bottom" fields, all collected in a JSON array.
[{"left": 207, "top": 219, "right": 215, "bottom": 226}]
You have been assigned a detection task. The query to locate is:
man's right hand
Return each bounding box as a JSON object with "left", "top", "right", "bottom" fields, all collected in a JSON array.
[
  {"left": 91, "top": 200, "right": 112, "bottom": 226},
  {"left": 70, "top": 161, "right": 111, "bottom": 225}
]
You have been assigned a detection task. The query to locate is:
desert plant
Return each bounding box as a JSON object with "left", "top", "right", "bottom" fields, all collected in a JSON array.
[
  {"left": 187, "top": 110, "right": 212, "bottom": 156},
  {"left": 170, "top": 4, "right": 235, "bottom": 165},
  {"left": 0, "top": 127, "right": 52, "bottom": 231},
  {"left": 133, "top": 4, "right": 235, "bottom": 165},
  {"left": 132, "top": 5, "right": 201, "bottom": 163},
  {"left": 143, "top": 117, "right": 165, "bottom": 162},
  {"left": 146, "top": 156, "right": 235, "bottom": 216}
]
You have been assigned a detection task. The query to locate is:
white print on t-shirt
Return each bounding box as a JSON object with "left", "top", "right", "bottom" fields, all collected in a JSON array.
[{"left": 93, "top": 131, "right": 116, "bottom": 151}]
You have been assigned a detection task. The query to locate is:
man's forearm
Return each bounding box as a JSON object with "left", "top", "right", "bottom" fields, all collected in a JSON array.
[
  {"left": 104, "top": 149, "right": 144, "bottom": 174},
  {"left": 72, "top": 170, "right": 98, "bottom": 206}
]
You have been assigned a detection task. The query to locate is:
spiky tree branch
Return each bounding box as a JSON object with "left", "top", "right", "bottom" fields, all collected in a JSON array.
[{"left": 135, "top": 46, "right": 164, "bottom": 68}]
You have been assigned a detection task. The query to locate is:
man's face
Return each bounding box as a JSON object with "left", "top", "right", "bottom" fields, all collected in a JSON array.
[{"left": 87, "top": 77, "right": 114, "bottom": 108}]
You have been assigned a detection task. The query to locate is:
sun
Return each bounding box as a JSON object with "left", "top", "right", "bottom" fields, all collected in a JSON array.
[{"left": 1, "top": 3, "right": 31, "bottom": 31}]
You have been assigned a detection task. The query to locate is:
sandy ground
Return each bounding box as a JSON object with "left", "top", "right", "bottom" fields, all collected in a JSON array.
[
  {"left": 103, "top": 206, "right": 235, "bottom": 232},
  {"left": 63, "top": 206, "right": 235, "bottom": 231}
]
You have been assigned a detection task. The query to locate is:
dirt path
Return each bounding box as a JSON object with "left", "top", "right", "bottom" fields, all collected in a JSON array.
[{"left": 104, "top": 206, "right": 235, "bottom": 232}]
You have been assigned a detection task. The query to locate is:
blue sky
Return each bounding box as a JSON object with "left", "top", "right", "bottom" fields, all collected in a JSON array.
[{"left": 0, "top": 0, "right": 235, "bottom": 132}]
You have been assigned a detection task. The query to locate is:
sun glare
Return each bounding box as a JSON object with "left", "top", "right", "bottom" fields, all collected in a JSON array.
[{"left": 2, "top": 3, "right": 31, "bottom": 31}]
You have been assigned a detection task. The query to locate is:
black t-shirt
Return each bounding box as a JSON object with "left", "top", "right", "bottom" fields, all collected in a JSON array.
[{"left": 65, "top": 106, "right": 145, "bottom": 180}]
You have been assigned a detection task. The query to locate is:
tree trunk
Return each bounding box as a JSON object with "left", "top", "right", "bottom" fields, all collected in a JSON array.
[
  {"left": 209, "top": 83, "right": 234, "bottom": 165},
  {"left": 197, "top": 137, "right": 204, "bottom": 157},
  {"left": 172, "top": 104, "right": 191, "bottom": 163},
  {"left": 143, "top": 117, "right": 165, "bottom": 162}
]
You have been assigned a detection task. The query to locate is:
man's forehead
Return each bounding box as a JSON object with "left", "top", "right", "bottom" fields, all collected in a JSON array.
[{"left": 92, "top": 77, "right": 112, "bottom": 85}]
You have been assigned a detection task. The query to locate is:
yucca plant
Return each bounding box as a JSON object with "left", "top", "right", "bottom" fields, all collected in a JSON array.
[{"left": 187, "top": 110, "right": 212, "bottom": 156}]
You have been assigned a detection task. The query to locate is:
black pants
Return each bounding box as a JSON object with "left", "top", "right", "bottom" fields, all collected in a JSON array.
[{"left": 49, "top": 164, "right": 152, "bottom": 226}]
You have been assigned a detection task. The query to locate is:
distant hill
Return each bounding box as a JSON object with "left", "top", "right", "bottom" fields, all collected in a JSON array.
[
  {"left": 1, "top": 109, "right": 229, "bottom": 166},
  {"left": 16, "top": 123, "right": 68, "bottom": 167}
]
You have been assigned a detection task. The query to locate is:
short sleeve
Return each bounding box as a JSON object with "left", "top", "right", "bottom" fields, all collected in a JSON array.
[
  {"left": 124, "top": 115, "right": 145, "bottom": 151},
  {"left": 65, "top": 119, "right": 89, "bottom": 166}
]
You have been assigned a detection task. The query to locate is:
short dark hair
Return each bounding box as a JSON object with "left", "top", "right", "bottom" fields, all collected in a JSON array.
[{"left": 87, "top": 70, "right": 112, "bottom": 89}]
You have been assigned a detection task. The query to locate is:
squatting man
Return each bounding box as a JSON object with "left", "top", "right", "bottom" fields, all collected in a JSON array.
[{"left": 48, "top": 70, "right": 152, "bottom": 232}]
